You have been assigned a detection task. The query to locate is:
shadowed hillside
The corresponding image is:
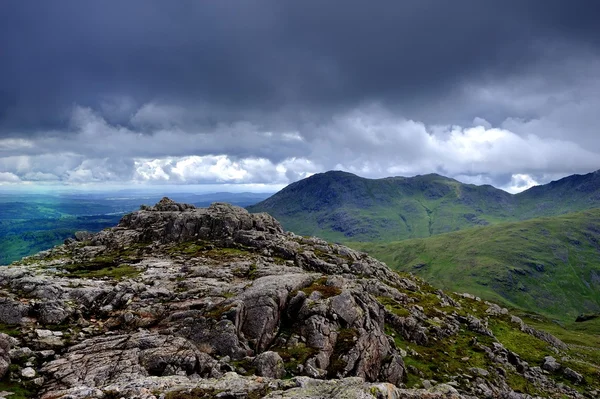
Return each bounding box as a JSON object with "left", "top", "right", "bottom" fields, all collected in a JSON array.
[
  {"left": 248, "top": 170, "right": 517, "bottom": 242},
  {"left": 248, "top": 170, "right": 600, "bottom": 242}
]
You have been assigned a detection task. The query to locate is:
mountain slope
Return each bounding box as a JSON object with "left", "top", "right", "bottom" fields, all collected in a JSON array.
[
  {"left": 516, "top": 170, "right": 600, "bottom": 218},
  {"left": 248, "top": 170, "right": 600, "bottom": 242},
  {"left": 0, "top": 198, "right": 597, "bottom": 398},
  {"left": 351, "top": 209, "right": 600, "bottom": 321},
  {"left": 248, "top": 170, "right": 516, "bottom": 242}
]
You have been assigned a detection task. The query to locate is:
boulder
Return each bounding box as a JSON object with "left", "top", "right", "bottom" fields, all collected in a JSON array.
[
  {"left": 253, "top": 351, "right": 285, "bottom": 379},
  {"left": 542, "top": 356, "right": 561, "bottom": 372},
  {"left": 0, "top": 333, "right": 11, "bottom": 379}
]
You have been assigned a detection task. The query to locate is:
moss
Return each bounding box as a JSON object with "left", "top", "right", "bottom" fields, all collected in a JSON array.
[
  {"left": 167, "top": 241, "right": 209, "bottom": 256},
  {"left": 230, "top": 358, "right": 257, "bottom": 376},
  {"left": 275, "top": 343, "right": 319, "bottom": 376},
  {"left": 59, "top": 261, "right": 140, "bottom": 280},
  {"left": 377, "top": 296, "right": 410, "bottom": 317},
  {"left": 0, "top": 323, "right": 21, "bottom": 337},
  {"left": 0, "top": 380, "right": 35, "bottom": 399},
  {"left": 248, "top": 263, "right": 259, "bottom": 280},
  {"left": 301, "top": 277, "right": 342, "bottom": 299}
]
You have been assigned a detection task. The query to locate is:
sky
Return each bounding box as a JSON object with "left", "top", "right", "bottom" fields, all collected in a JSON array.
[{"left": 1, "top": 1, "right": 600, "bottom": 194}]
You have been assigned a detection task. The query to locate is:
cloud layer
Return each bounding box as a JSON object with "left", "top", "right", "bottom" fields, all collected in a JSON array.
[{"left": 1, "top": 1, "right": 600, "bottom": 191}]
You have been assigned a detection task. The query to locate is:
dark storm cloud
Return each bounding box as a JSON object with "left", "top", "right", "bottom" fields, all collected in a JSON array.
[
  {"left": 2, "top": 0, "right": 600, "bottom": 133},
  {"left": 1, "top": 1, "right": 600, "bottom": 190}
]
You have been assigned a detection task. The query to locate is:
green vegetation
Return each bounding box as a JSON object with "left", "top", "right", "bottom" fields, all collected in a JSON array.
[
  {"left": 276, "top": 343, "right": 319, "bottom": 377},
  {"left": 0, "top": 323, "right": 22, "bottom": 337},
  {"left": 248, "top": 170, "right": 600, "bottom": 242},
  {"left": 300, "top": 277, "right": 342, "bottom": 299},
  {"left": 0, "top": 216, "right": 121, "bottom": 265},
  {"left": 0, "top": 380, "right": 35, "bottom": 399},
  {"left": 57, "top": 255, "right": 140, "bottom": 280},
  {"left": 384, "top": 284, "right": 600, "bottom": 393},
  {"left": 352, "top": 209, "right": 600, "bottom": 322}
]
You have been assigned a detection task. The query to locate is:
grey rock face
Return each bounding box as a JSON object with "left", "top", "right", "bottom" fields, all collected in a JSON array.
[
  {"left": 0, "top": 333, "right": 11, "bottom": 379},
  {"left": 542, "top": 356, "right": 561, "bottom": 372},
  {"left": 564, "top": 367, "right": 583, "bottom": 383},
  {"left": 117, "top": 201, "right": 283, "bottom": 244},
  {"left": 41, "top": 332, "right": 208, "bottom": 394},
  {"left": 0, "top": 298, "right": 28, "bottom": 325},
  {"left": 253, "top": 351, "right": 285, "bottom": 379},
  {"left": 0, "top": 198, "right": 591, "bottom": 399}
]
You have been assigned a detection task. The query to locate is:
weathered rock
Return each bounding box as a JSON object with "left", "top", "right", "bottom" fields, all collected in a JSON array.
[
  {"left": 542, "top": 356, "right": 561, "bottom": 372},
  {"left": 0, "top": 298, "right": 28, "bottom": 324},
  {"left": 35, "top": 300, "right": 73, "bottom": 325},
  {"left": 564, "top": 367, "right": 583, "bottom": 383},
  {"left": 41, "top": 332, "right": 209, "bottom": 395},
  {"left": 0, "top": 333, "right": 11, "bottom": 379},
  {"left": 253, "top": 351, "right": 285, "bottom": 379},
  {"left": 21, "top": 367, "right": 36, "bottom": 378}
]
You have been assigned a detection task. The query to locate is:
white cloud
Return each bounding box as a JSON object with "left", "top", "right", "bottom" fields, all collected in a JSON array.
[
  {"left": 1, "top": 103, "right": 598, "bottom": 192},
  {"left": 502, "top": 174, "right": 539, "bottom": 194},
  {"left": 0, "top": 172, "right": 21, "bottom": 183}
]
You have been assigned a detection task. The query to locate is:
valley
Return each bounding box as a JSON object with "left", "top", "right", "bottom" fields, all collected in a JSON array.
[{"left": 0, "top": 192, "right": 270, "bottom": 265}]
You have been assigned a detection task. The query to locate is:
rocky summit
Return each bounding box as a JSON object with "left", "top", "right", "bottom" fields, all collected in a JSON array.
[{"left": 0, "top": 198, "right": 597, "bottom": 398}]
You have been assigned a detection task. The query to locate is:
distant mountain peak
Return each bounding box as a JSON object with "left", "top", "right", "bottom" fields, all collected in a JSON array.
[{"left": 249, "top": 169, "right": 600, "bottom": 242}]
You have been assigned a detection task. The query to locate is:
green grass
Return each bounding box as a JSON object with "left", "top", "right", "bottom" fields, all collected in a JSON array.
[
  {"left": 352, "top": 209, "right": 600, "bottom": 322},
  {"left": 382, "top": 284, "right": 600, "bottom": 393},
  {"left": 0, "top": 324, "right": 21, "bottom": 337},
  {"left": 58, "top": 255, "right": 141, "bottom": 280},
  {"left": 0, "top": 380, "right": 35, "bottom": 399},
  {"left": 0, "top": 215, "right": 121, "bottom": 265}
]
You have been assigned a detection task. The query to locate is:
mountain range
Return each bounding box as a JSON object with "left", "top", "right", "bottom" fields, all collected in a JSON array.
[{"left": 248, "top": 170, "right": 600, "bottom": 242}]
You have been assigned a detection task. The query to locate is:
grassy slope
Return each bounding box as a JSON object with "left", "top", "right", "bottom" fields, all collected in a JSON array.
[
  {"left": 248, "top": 171, "right": 517, "bottom": 242},
  {"left": 351, "top": 209, "right": 600, "bottom": 321},
  {"left": 248, "top": 170, "right": 600, "bottom": 242}
]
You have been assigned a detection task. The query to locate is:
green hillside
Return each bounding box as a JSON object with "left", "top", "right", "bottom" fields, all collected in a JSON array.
[
  {"left": 248, "top": 170, "right": 600, "bottom": 242},
  {"left": 351, "top": 209, "right": 600, "bottom": 321},
  {"left": 248, "top": 170, "right": 516, "bottom": 241}
]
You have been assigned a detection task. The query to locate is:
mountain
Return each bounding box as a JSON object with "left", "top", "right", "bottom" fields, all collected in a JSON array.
[
  {"left": 516, "top": 169, "right": 600, "bottom": 218},
  {"left": 351, "top": 209, "right": 600, "bottom": 321},
  {"left": 0, "top": 198, "right": 597, "bottom": 398},
  {"left": 247, "top": 170, "right": 600, "bottom": 242},
  {"left": 247, "top": 171, "right": 515, "bottom": 242}
]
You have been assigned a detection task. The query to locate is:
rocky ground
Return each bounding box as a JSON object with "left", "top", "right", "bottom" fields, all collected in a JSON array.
[{"left": 0, "top": 198, "right": 597, "bottom": 398}]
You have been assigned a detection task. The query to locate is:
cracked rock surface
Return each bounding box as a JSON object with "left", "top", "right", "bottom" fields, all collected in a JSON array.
[{"left": 0, "top": 198, "right": 596, "bottom": 398}]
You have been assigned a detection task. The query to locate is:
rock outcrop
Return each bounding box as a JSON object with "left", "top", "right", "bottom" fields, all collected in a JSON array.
[{"left": 0, "top": 199, "right": 595, "bottom": 398}]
